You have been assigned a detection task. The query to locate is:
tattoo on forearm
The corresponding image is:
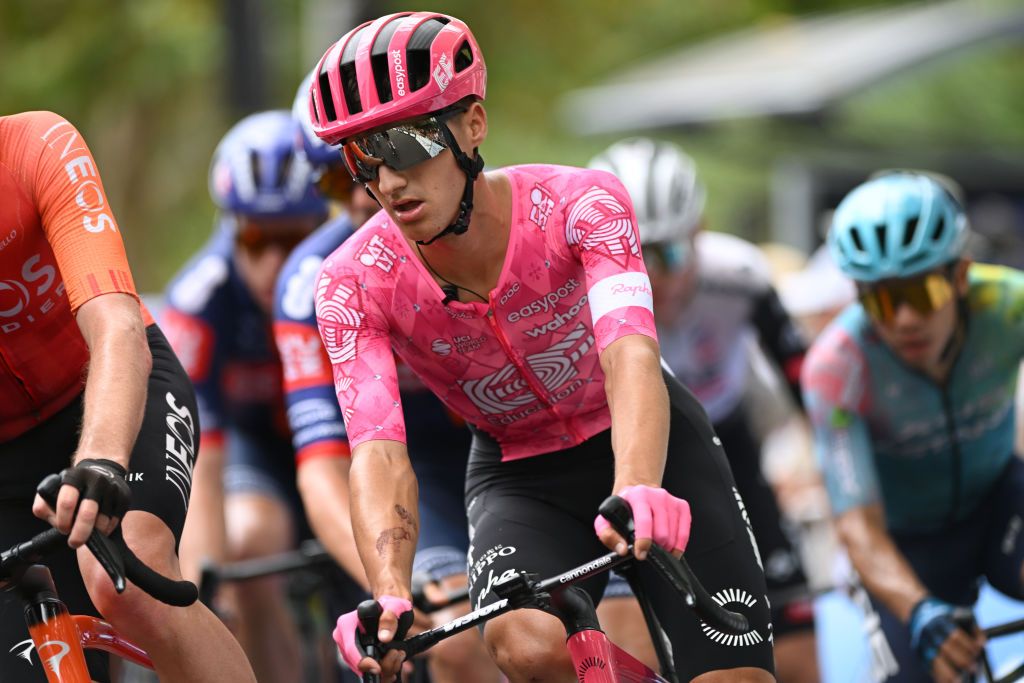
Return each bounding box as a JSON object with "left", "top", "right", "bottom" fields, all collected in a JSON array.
[
  {"left": 375, "top": 527, "right": 412, "bottom": 557},
  {"left": 395, "top": 504, "right": 417, "bottom": 531}
]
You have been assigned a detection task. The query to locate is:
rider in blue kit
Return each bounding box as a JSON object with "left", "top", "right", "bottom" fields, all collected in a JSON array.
[{"left": 802, "top": 172, "right": 1024, "bottom": 683}]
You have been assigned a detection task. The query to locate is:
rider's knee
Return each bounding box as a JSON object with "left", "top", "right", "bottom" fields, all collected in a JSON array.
[
  {"left": 225, "top": 495, "right": 293, "bottom": 561},
  {"left": 484, "top": 609, "right": 572, "bottom": 680},
  {"left": 429, "top": 627, "right": 487, "bottom": 673},
  {"left": 81, "top": 556, "right": 175, "bottom": 638}
]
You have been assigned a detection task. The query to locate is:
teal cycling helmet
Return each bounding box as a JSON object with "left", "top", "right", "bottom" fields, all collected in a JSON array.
[{"left": 829, "top": 173, "right": 968, "bottom": 282}]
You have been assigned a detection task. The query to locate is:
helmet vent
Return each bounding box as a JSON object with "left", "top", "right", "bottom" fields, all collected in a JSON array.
[
  {"left": 454, "top": 40, "right": 473, "bottom": 71},
  {"left": 408, "top": 18, "right": 449, "bottom": 92},
  {"left": 850, "top": 228, "right": 865, "bottom": 253},
  {"left": 249, "top": 150, "right": 262, "bottom": 189},
  {"left": 276, "top": 150, "right": 293, "bottom": 189},
  {"left": 317, "top": 67, "right": 337, "bottom": 121},
  {"left": 933, "top": 215, "right": 947, "bottom": 242},
  {"left": 339, "top": 25, "right": 370, "bottom": 115},
  {"left": 903, "top": 216, "right": 919, "bottom": 247},
  {"left": 874, "top": 225, "right": 886, "bottom": 254},
  {"left": 370, "top": 16, "right": 407, "bottom": 104}
]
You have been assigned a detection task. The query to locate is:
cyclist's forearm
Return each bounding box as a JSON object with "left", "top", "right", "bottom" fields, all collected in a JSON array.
[
  {"left": 74, "top": 293, "right": 151, "bottom": 469},
  {"left": 836, "top": 504, "right": 928, "bottom": 622},
  {"left": 349, "top": 439, "right": 419, "bottom": 598},
  {"left": 297, "top": 457, "right": 371, "bottom": 590},
  {"left": 601, "top": 335, "right": 669, "bottom": 490}
]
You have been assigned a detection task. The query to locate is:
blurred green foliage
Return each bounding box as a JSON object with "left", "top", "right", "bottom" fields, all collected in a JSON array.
[{"left": 2, "top": 0, "right": 1022, "bottom": 289}]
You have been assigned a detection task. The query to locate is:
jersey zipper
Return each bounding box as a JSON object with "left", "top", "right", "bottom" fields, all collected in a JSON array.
[
  {"left": 939, "top": 387, "right": 962, "bottom": 525},
  {"left": 484, "top": 302, "right": 585, "bottom": 443}
]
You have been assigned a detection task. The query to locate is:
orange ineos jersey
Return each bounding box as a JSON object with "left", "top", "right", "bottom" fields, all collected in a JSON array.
[{"left": 0, "top": 111, "right": 152, "bottom": 441}]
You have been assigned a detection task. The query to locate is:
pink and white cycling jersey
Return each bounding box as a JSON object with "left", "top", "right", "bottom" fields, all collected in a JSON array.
[{"left": 315, "top": 165, "right": 657, "bottom": 460}]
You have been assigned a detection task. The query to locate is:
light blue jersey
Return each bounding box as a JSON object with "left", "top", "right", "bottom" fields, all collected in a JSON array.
[{"left": 802, "top": 264, "right": 1024, "bottom": 532}]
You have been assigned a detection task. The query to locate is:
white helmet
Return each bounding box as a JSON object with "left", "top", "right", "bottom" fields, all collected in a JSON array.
[{"left": 588, "top": 138, "right": 706, "bottom": 246}]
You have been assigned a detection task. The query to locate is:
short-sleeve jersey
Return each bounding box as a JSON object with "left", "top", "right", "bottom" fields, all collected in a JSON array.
[
  {"left": 801, "top": 264, "right": 1024, "bottom": 531},
  {"left": 162, "top": 224, "right": 288, "bottom": 447},
  {"left": 315, "top": 165, "right": 657, "bottom": 460},
  {"left": 273, "top": 214, "right": 471, "bottom": 465},
  {"left": 0, "top": 111, "right": 152, "bottom": 441},
  {"left": 658, "top": 231, "right": 806, "bottom": 423}
]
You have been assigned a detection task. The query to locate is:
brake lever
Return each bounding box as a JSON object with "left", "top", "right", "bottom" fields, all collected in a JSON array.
[
  {"left": 357, "top": 599, "right": 383, "bottom": 683},
  {"left": 598, "top": 495, "right": 636, "bottom": 544},
  {"left": 36, "top": 473, "right": 127, "bottom": 593}
]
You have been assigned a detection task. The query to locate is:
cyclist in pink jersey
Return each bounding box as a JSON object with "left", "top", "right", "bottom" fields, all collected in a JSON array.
[{"left": 309, "top": 12, "right": 775, "bottom": 682}]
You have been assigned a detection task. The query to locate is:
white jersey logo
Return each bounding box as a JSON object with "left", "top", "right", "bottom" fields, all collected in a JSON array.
[
  {"left": 315, "top": 274, "right": 364, "bottom": 363},
  {"left": 565, "top": 187, "right": 639, "bottom": 258},
  {"left": 459, "top": 323, "right": 593, "bottom": 418}
]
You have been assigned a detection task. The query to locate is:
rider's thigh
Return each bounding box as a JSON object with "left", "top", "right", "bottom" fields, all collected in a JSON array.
[
  {"left": 483, "top": 608, "right": 575, "bottom": 682},
  {"left": 595, "top": 595, "right": 658, "bottom": 670},
  {"left": 772, "top": 630, "right": 820, "bottom": 683},
  {"left": 982, "top": 457, "right": 1024, "bottom": 599},
  {"left": 428, "top": 575, "right": 500, "bottom": 683},
  {"left": 224, "top": 493, "right": 295, "bottom": 561}
]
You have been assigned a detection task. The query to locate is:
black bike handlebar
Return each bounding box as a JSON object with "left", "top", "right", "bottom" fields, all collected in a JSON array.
[
  {"left": 597, "top": 495, "right": 750, "bottom": 635},
  {"left": 2, "top": 473, "right": 200, "bottom": 607},
  {"left": 354, "top": 494, "right": 750, "bottom": 681}
]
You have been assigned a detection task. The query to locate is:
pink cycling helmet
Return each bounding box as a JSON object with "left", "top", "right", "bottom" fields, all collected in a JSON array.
[{"left": 309, "top": 12, "right": 487, "bottom": 146}]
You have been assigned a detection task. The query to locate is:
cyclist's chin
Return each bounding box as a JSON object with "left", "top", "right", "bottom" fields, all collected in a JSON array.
[{"left": 893, "top": 339, "right": 938, "bottom": 368}]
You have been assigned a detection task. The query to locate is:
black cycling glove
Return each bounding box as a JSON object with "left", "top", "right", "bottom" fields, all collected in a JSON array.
[{"left": 58, "top": 458, "right": 132, "bottom": 521}]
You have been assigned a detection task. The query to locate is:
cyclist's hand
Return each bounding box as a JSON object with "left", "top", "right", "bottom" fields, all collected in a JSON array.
[
  {"left": 909, "top": 597, "right": 984, "bottom": 682},
  {"left": 333, "top": 595, "right": 412, "bottom": 680},
  {"left": 32, "top": 458, "right": 131, "bottom": 548},
  {"left": 594, "top": 485, "right": 691, "bottom": 561}
]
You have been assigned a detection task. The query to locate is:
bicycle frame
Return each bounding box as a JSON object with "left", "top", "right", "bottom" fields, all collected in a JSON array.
[
  {"left": 979, "top": 617, "right": 1024, "bottom": 683},
  {"left": 3, "top": 476, "right": 197, "bottom": 683},
  {"left": 17, "top": 564, "right": 153, "bottom": 683}
]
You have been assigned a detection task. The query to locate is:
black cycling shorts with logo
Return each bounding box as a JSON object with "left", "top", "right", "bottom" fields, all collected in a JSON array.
[
  {"left": 713, "top": 407, "right": 815, "bottom": 637},
  {"left": 465, "top": 370, "right": 775, "bottom": 680},
  {"left": 0, "top": 324, "right": 198, "bottom": 683}
]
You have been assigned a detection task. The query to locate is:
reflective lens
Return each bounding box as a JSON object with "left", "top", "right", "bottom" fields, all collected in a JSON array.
[
  {"left": 315, "top": 164, "right": 354, "bottom": 202},
  {"left": 859, "top": 271, "right": 955, "bottom": 325},
  {"left": 235, "top": 217, "right": 319, "bottom": 256},
  {"left": 341, "top": 109, "right": 463, "bottom": 183},
  {"left": 642, "top": 241, "right": 692, "bottom": 274}
]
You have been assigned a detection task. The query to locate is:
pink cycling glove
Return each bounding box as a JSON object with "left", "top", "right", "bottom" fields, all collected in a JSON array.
[
  {"left": 333, "top": 595, "right": 412, "bottom": 673},
  {"left": 594, "top": 485, "right": 692, "bottom": 554}
]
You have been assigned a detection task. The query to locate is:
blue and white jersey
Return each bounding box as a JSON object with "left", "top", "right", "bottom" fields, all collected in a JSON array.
[
  {"left": 163, "top": 223, "right": 288, "bottom": 446},
  {"left": 802, "top": 264, "right": 1024, "bottom": 532}
]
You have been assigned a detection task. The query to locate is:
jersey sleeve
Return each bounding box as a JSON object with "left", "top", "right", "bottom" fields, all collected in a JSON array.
[
  {"left": 21, "top": 112, "right": 138, "bottom": 312},
  {"left": 274, "top": 251, "right": 351, "bottom": 465},
  {"left": 801, "top": 324, "right": 880, "bottom": 515},
  {"left": 561, "top": 170, "right": 658, "bottom": 353},
  {"left": 314, "top": 250, "right": 405, "bottom": 451}
]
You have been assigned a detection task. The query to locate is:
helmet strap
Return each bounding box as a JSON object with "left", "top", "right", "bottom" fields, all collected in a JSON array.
[{"left": 415, "top": 123, "right": 485, "bottom": 247}]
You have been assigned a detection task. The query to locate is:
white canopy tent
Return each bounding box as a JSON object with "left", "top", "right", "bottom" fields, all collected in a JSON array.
[{"left": 559, "top": 1, "right": 1024, "bottom": 134}]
